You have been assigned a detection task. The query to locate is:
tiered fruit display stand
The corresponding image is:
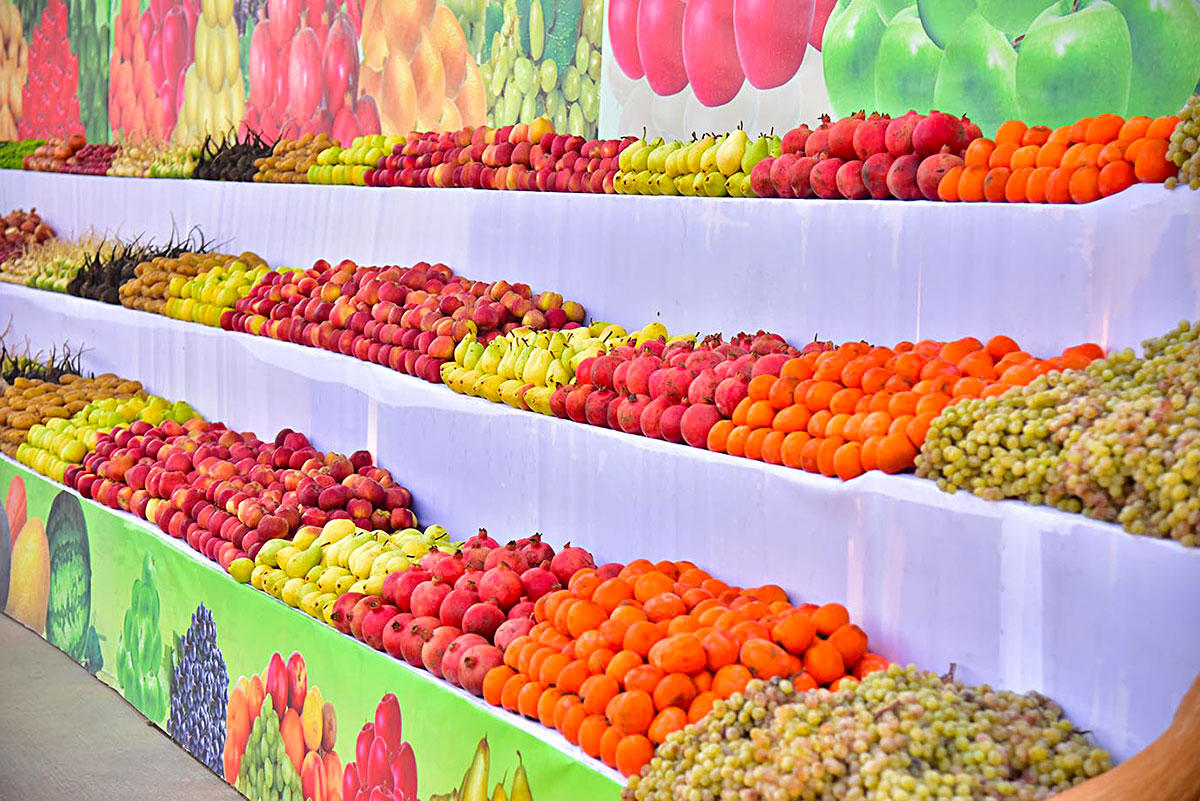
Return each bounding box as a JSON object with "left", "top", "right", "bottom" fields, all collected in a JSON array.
[{"left": 1, "top": 173, "right": 1199, "bottom": 801}]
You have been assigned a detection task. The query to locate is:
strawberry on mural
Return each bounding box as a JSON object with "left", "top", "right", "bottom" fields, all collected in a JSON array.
[
  {"left": 243, "top": 0, "right": 378, "bottom": 141},
  {"left": 109, "top": 0, "right": 198, "bottom": 141},
  {"left": 19, "top": 0, "right": 83, "bottom": 137},
  {"left": 0, "top": 0, "right": 28, "bottom": 139}
]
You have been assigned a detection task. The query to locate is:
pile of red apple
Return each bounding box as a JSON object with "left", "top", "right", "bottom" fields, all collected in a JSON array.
[
  {"left": 243, "top": 0, "right": 379, "bottom": 141},
  {"left": 332, "top": 530, "right": 602, "bottom": 698},
  {"left": 752, "top": 110, "right": 983, "bottom": 200},
  {"left": 64, "top": 419, "right": 415, "bottom": 568},
  {"left": 18, "top": 0, "right": 84, "bottom": 138},
  {"left": 224, "top": 259, "right": 586, "bottom": 384},
  {"left": 340, "top": 693, "right": 417, "bottom": 801},
  {"left": 0, "top": 208, "right": 55, "bottom": 264},
  {"left": 365, "top": 120, "right": 631, "bottom": 194},
  {"left": 547, "top": 331, "right": 806, "bottom": 450}
]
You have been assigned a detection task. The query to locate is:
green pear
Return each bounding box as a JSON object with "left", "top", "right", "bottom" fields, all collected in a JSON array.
[
  {"left": 740, "top": 135, "right": 770, "bottom": 175},
  {"left": 618, "top": 140, "right": 644, "bottom": 172},
  {"left": 463, "top": 341, "right": 485, "bottom": 370},
  {"left": 767, "top": 135, "right": 782, "bottom": 157},
  {"left": 727, "top": 171, "right": 747, "bottom": 197},
  {"left": 688, "top": 136, "right": 715, "bottom": 172},
  {"left": 478, "top": 342, "right": 503, "bottom": 374},
  {"left": 648, "top": 141, "right": 681, "bottom": 173},
  {"left": 512, "top": 346, "right": 533, "bottom": 379},
  {"left": 717, "top": 130, "right": 748, "bottom": 177},
  {"left": 631, "top": 137, "right": 662, "bottom": 171},
  {"left": 676, "top": 174, "right": 693, "bottom": 195},
  {"left": 285, "top": 542, "right": 323, "bottom": 579},
  {"left": 703, "top": 171, "right": 729, "bottom": 196},
  {"left": 701, "top": 135, "right": 727, "bottom": 172},
  {"left": 656, "top": 173, "right": 680, "bottom": 194},
  {"left": 635, "top": 170, "right": 656, "bottom": 194}
]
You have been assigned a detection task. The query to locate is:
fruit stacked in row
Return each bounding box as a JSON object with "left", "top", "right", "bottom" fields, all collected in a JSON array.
[
  {"left": 175, "top": 0, "right": 245, "bottom": 141},
  {"left": 0, "top": 0, "right": 28, "bottom": 139},
  {"left": 0, "top": 208, "right": 54, "bottom": 264},
  {"left": 625, "top": 666, "right": 1110, "bottom": 800},
  {"left": 485, "top": 558, "right": 884, "bottom": 777},
  {"left": 17, "top": 0, "right": 83, "bottom": 138},
  {"left": 937, "top": 114, "right": 1179, "bottom": 204},
  {"left": 367, "top": 120, "right": 625, "bottom": 193},
  {"left": 0, "top": 139, "right": 43, "bottom": 169},
  {"left": 615, "top": 130, "right": 779, "bottom": 198},
  {"left": 333, "top": 530, "right": 594, "bottom": 698},
  {"left": 22, "top": 135, "right": 88, "bottom": 171},
  {"left": 919, "top": 320, "right": 1200, "bottom": 547},
  {"left": 225, "top": 258, "right": 586, "bottom": 385},
  {"left": 169, "top": 603, "right": 229, "bottom": 774},
  {"left": 707, "top": 335, "right": 1103, "bottom": 479},
  {"left": 226, "top": 652, "right": 343, "bottom": 801},
  {"left": 244, "top": 0, "right": 375, "bottom": 142},
  {"left": 69, "top": 233, "right": 211, "bottom": 305},
  {"left": 64, "top": 419, "right": 418, "bottom": 569},
  {"left": 1166, "top": 94, "right": 1200, "bottom": 191},
  {"left": 119, "top": 250, "right": 269, "bottom": 324},
  {"left": 254, "top": 134, "right": 337, "bottom": 183},
  {"left": 108, "top": 141, "right": 202, "bottom": 178},
  {"left": 340, "top": 692, "right": 416, "bottom": 801},
  {"left": 109, "top": 0, "right": 198, "bottom": 141},
  {"left": 17, "top": 393, "right": 199, "bottom": 483},
  {"left": 752, "top": 111, "right": 982, "bottom": 200},
  {"left": 357, "top": 0, "right": 479, "bottom": 135},
  {"left": 0, "top": 372, "right": 143, "bottom": 457},
  {"left": 239, "top": 517, "right": 436, "bottom": 620},
  {"left": 194, "top": 130, "right": 275, "bottom": 181},
  {"left": 307, "top": 135, "right": 406, "bottom": 185},
  {"left": 0, "top": 235, "right": 108, "bottom": 292},
  {"left": 444, "top": 322, "right": 683, "bottom": 416}
]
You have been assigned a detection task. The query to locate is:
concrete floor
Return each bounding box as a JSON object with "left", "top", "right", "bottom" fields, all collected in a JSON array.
[{"left": 0, "top": 614, "right": 241, "bottom": 800}]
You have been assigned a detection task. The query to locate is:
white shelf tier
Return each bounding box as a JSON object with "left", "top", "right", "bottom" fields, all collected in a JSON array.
[
  {"left": 1, "top": 283, "right": 1197, "bottom": 761},
  {"left": 2, "top": 171, "right": 1199, "bottom": 354}
]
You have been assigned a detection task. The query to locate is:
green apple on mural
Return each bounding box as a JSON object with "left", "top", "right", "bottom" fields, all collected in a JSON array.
[
  {"left": 875, "top": 6, "right": 943, "bottom": 115},
  {"left": 932, "top": 13, "right": 1018, "bottom": 135},
  {"left": 1016, "top": 1, "right": 1132, "bottom": 128},
  {"left": 876, "top": 0, "right": 916, "bottom": 22},
  {"left": 976, "top": 0, "right": 1056, "bottom": 39},
  {"left": 917, "top": 0, "right": 976, "bottom": 47},
  {"left": 1106, "top": 0, "right": 1200, "bottom": 118},
  {"left": 823, "top": 0, "right": 889, "bottom": 115}
]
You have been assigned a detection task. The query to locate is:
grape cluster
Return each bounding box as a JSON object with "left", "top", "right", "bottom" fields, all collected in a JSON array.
[
  {"left": 168, "top": 604, "right": 229, "bottom": 774},
  {"left": 236, "top": 696, "right": 302, "bottom": 801},
  {"left": 917, "top": 321, "right": 1200, "bottom": 546},
  {"left": 1165, "top": 94, "right": 1200, "bottom": 191},
  {"left": 624, "top": 665, "right": 1109, "bottom": 801}
]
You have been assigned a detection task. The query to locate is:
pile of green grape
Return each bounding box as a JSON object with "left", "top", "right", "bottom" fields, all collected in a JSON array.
[
  {"left": 1165, "top": 94, "right": 1200, "bottom": 191},
  {"left": 625, "top": 665, "right": 1110, "bottom": 801},
  {"left": 917, "top": 320, "right": 1200, "bottom": 547},
  {"left": 116, "top": 555, "right": 170, "bottom": 724},
  {"left": 236, "top": 697, "right": 302, "bottom": 801},
  {"left": 479, "top": 0, "right": 603, "bottom": 136}
]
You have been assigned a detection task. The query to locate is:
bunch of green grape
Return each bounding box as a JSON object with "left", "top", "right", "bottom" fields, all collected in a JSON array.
[
  {"left": 480, "top": 0, "right": 602, "bottom": 137},
  {"left": 236, "top": 697, "right": 302, "bottom": 801},
  {"left": 625, "top": 666, "right": 1110, "bottom": 801},
  {"left": 116, "top": 555, "right": 170, "bottom": 724},
  {"left": 1165, "top": 94, "right": 1200, "bottom": 190},
  {"left": 917, "top": 320, "right": 1200, "bottom": 547}
]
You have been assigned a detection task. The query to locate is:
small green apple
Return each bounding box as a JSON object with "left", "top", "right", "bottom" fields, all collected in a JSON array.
[
  {"left": 977, "top": 0, "right": 1055, "bottom": 38},
  {"left": 875, "top": 6, "right": 944, "bottom": 115},
  {"left": 876, "top": 0, "right": 915, "bottom": 22},
  {"left": 1016, "top": 0, "right": 1132, "bottom": 128},
  {"left": 823, "top": 0, "right": 889, "bottom": 116},
  {"left": 918, "top": 0, "right": 976, "bottom": 47},
  {"left": 933, "top": 13, "right": 1018, "bottom": 136},
  {"left": 1107, "top": 0, "right": 1200, "bottom": 117}
]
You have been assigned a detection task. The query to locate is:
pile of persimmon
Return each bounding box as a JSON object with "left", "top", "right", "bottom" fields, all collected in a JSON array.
[
  {"left": 937, "top": 113, "right": 1179, "bottom": 204},
  {"left": 480, "top": 558, "right": 886, "bottom": 778},
  {"left": 705, "top": 336, "right": 1103, "bottom": 480}
]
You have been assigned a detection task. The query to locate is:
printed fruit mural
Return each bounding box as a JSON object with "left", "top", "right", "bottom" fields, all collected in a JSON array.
[
  {"left": 227, "top": 651, "right": 344, "bottom": 801},
  {"left": 169, "top": 603, "right": 229, "bottom": 774},
  {"left": 0, "top": 0, "right": 28, "bottom": 139},
  {"left": 43, "top": 490, "right": 101, "bottom": 671},
  {"left": 65, "top": 0, "right": 109, "bottom": 142},
  {"left": 341, "top": 692, "right": 415, "bottom": 801},
  {"left": 4, "top": 473, "right": 49, "bottom": 633},
  {"left": 243, "top": 0, "right": 377, "bottom": 140},
  {"left": 426, "top": 737, "right": 537, "bottom": 801},
  {"left": 821, "top": 0, "right": 1200, "bottom": 133},
  {"left": 18, "top": 0, "right": 84, "bottom": 137},
  {"left": 118, "top": 554, "right": 170, "bottom": 721},
  {"left": 109, "top": 0, "right": 199, "bottom": 140},
  {"left": 174, "top": 0, "right": 246, "bottom": 140}
]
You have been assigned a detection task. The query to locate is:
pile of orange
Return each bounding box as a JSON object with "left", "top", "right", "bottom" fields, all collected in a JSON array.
[
  {"left": 480, "top": 559, "right": 886, "bottom": 777},
  {"left": 938, "top": 113, "right": 1179, "bottom": 204},
  {"left": 705, "top": 336, "right": 1102, "bottom": 480}
]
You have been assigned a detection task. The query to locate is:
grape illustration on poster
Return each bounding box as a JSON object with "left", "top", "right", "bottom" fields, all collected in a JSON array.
[{"left": 599, "top": 0, "right": 1200, "bottom": 139}]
